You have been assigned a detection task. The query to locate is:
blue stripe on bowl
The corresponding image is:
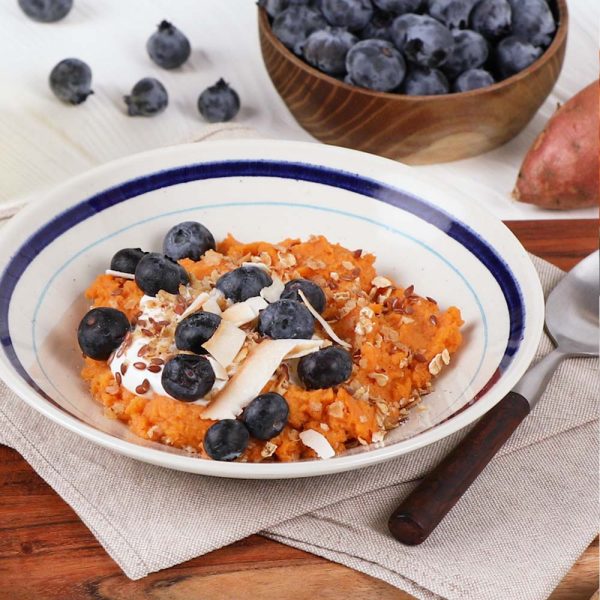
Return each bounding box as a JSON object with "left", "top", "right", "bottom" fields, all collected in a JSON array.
[{"left": 0, "top": 160, "right": 524, "bottom": 419}]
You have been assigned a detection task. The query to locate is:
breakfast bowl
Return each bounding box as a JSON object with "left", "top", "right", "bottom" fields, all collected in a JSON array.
[
  {"left": 258, "top": 0, "right": 568, "bottom": 165},
  {"left": 0, "top": 140, "right": 544, "bottom": 478}
]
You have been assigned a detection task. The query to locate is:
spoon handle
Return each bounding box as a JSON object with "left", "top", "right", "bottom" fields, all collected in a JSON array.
[{"left": 388, "top": 391, "right": 530, "bottom": 545}]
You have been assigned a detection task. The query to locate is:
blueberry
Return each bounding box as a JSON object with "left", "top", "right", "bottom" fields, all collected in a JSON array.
[
  {"left": 389, "top": 13, "right": 422, "bottom": 52},
  {"left": 258, "top": 0, "right": 316, "bottom": 18},
  {"left": 272, "top": 6, "right": 327, "bottom": 54},
  {"left": 442, "top": 29, "right": 488, "bottom": 79},
  {"left": 495, "top": 35, "right": 542, "bottom": 79},
  {"left": 281, "top": 278, "right": 326, "bottom": 313},
  {"left": 258, "top": 299, "right": 315, "bottom": 339},
  {"left": 77, "top": 307, "right": 130, "bottom": 361},
  {"left": 110, "top": 248, "right": 147, "bottom": 274},
  {"left": 428, "top": 0, "right": 478, "bottom": 29},
  {"left": 452, "top": 67, "right": 495, "bottom": 91},
  {"left": 372, "top": 0, "right": 421, "bottom": 14},
  {"left": 147, "top": 20, "right": 191, "bottom": 69},
  {"left": 135, "top": 252, "right": 189, "bottom": 296},
  {"left": 401, "top": 65, "right": 449, "bottom": 94},
  {"left": 402, "top": 15, "right": 454, "bottom": 68},
  {"left": 241, "top": 392, "right": 289, "bottom": 440},
  {"left": 508, "top": 0, "right": 555, "bottom": 47},
  {"left": 197, "top": 79, "right": 241, "bottom": 123},
  {"left": 124, "top": 78, "right": 168, "bottom": 117},
  {"left": 49, "top": 58, "right": 93, "bottom": 105},
  {"left": 298, "top": 346, "right": 353, "bottom": 389},
  {"left": 161, "top": 354, "right": 216, "bottom": 402},
  {"left": 216, "top": 266, "right": 272, "bottom": 302},
  {"left": 321, "top": 0, "right": 374, "bottom": 31},
  {"left": 358, "top": 10, "right": 394, "bottom": 41},
  {"left": 346, "top": 39, "right": 406, "bottom": 91},
  {"left": 175, "top": 311, "right": 222, "bottom": 354},
  {"left": 163, "top": 221, "right": 216, "bottom": 261},
  {"left": 301, "top": 27, "right": 358, "bottom": 75},
  {"left": 470, "top": 0, "right": 511, "bottom": 41},
  {"left": 204, "top": 419, "right": 249, "bottom": 461},
  {"left": 18, "top": 0, "right": 72, "bottom": 22}
]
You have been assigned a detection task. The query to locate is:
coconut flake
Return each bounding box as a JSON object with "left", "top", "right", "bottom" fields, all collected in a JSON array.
[
  {"left": 260, "top": 275, "right": 285, "bottom": 303},
  {"left": 221, "top": 296, "right": 268, "bottom": 326},
  {"left": 298, "top": 290, "right": 351, "bottom": 349},
  {"left": 299, "top": 429, "right": 335, "bottom": 459},
  {"left": 105, "top": 269, "right": 135, "bottom": 280},
  {"left": 201, "top": 339, "right": 323, "bottom": 420},
  {"left": 180, "top": 292, "right": 210, "bottom": 319},
  {"left": 202, "top": 320, "right": 246, "bottom": 368},
  {"left": 242, "top": 261, "right": 271, "bottom": 273}
]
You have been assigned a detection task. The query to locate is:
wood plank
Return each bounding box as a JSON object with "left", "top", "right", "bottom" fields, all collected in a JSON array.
[{"left": 0, "top": 219, "right": 598, "bottom": 599}]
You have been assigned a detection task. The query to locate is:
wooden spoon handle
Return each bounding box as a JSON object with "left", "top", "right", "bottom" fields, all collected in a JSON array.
[{"left": 388, "top": 391, "right": 530, "bottom": 545}]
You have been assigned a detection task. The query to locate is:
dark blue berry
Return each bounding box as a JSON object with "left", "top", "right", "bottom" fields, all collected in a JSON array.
[
  {"left": 442, "top": 29, "right": 488, "bottom": 79},
  {"left": 402, "top": 15, "right": 454, "bottom": 68},
  {"left": 372, "top": 0, "right": 421, "bottom": 14},
  {"left": 272, "top": 6, "right": 327, "bottom": 54},
  {"left": 49, "top": 59, "right": 93, "bottom": 105},
  {"left": 301, "top": 27, "right": 358, "bottom": 75},
  {"left": 508, "top": 0, "right": 555, "bottom": 47},
  {"left": 402, "top": 65, "right": 449, "bottom": 94},
  {"left": 495, "top": 35, "right": 542, "bottom": 79},
  {"left": 346, "top": 39, "right": 406, "bottom": 91},
  {"left": 18, "top": 0, "right": 72, "bottom": 22},
  {"left": 390, "top": 13, "right": 422, "bottom": 52},
  {"left": 197, "top": 79, "right": 240, "bottom": 123},
  {"left": 216, "top": 266, "right": 273, "bottom": 302},
  {"left": 258, "top": 0, "right": 316, "bottom": 18},
  {"left": 175, "top": 311, "right": 222, "bottom": 355},
  {"left": 321, "top": 0, "right": 374, "bottom": 31},
  {"left": 124, "top": 78, "right": 168, "bottom": 117},
  {"left": 204, "top": 419, "right": 249, "bottom": 461},
  {"left": 258, "top": 299, "right": 315, "bottom": 339},
  {"left": 135, "top": 253, "right": 189, "bottom": 296},
  {"left": 241, "top": 392, "right": 289, "bottom": 440},
  {"left": 110, "top": 248, "right": 147, "bottom": 274},
  {"left": 453, "top": 67, "right": 495, "bottom": 91},
  {"left": 298, "top": 346, "right": 353, "bottom": 389},
  {"left": 147, "top": 21, "right": 191, "bottom": 69},
  {"left": 163, "top": 221, "right": 216, "bottom": 261},
  {"left": 281, "top": 278, "right": 326, "bottom": 314},
  {"left": 77, "top": 307, "right": 130, "bottom": 361},
  {"left": 428, "top": 0, "right": 477, "bottom": 29},
  {"left": 470, "top": 0, "right": 512, "bottom": 41},
  {"left": 358, "top": 10, "right": 394, "bottom": 41},
  {"left": 162, "top": 354, "right": 216, "bottom": 402}
]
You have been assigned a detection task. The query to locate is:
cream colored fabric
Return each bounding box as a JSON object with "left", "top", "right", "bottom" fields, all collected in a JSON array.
[{"left": 0, "top": 250, "right": 597, "bottom": 599}]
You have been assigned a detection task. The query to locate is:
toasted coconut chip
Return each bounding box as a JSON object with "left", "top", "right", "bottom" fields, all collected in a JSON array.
[
  {"left": 202, "top": 320, "right": 246, "bottom": 369},
  {"left": 201, "top": 339, "right": 323, "bottom": 420},
  {"left": 260, "top": 275, "right": 285, "bottom": 303},
  {"left": 298, "top": 290, "right": 351, "bottom": 350},
  {"left": 299, "top": 429, "right": 335, "bottom": 459},
  {"left": 206, "top": 356, "right": 228, "bottom": 381},
  {"left": 221, "top": 296, "right": 268, "bottom": 326},
  {"left": 105, "top": 269, "right": 136, "bottom": 280},
  {"left": 180, "top": 292, "right": 209, "bottom": 319},
  {"left": 242, "top": 261, "right": 271, "bottom": 272}
]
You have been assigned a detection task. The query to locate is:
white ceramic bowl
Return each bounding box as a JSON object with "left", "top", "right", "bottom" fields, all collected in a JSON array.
[{"left": 0, "top": 140, "right": 544, "bottom": 478}]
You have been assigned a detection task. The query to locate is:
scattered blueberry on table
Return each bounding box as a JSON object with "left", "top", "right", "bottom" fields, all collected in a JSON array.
[
  {"left": 77, "top": 307, "right": 130, "bottom": 361},
  {"left": 124, "top": 78, "right": 169, "bottom": 117},
  {"left": 264, "top": 0, "right": 558, "bottom": 94},
  {"left": 18, "top": 0, "right": 73, "bottom": 22},
  {"left": 161, "top": 354, "right": 216, "bottom": 401},
  {"left": 258, "top": 299, "right": 316, "bottom": 340},
  {"left": 241, "top": 392, "right": 290, "bottom": 440},
  {"left": 134, "top": 252, "right": 189, "bottom": 296},
  {"left": 49, "top": 58, "right": 93, "bottom": 105},
  {"left": 197, "top": 79, "right": 241, "bottom": 123},
  {"left": 146, "top": 20, "right": 191, "bottom": 69}
]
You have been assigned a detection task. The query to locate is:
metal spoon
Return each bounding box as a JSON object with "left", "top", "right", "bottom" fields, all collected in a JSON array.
[{"left": 389, "top": 251, "right": 599, "bottom": 545}]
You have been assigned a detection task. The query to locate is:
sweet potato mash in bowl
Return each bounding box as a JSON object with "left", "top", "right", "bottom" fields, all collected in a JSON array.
[{"left": 0, "top": 140, "right": 543, "bottom": 478}]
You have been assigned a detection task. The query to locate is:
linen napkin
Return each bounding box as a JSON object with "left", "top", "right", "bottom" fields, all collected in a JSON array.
[{"left": 0, "top": 137, "right": 597, "bottom": 600}]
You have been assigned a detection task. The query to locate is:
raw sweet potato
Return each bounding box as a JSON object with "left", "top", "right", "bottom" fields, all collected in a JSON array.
[{"left": 514, "top": 81, "right": 599, "bottom": 210}]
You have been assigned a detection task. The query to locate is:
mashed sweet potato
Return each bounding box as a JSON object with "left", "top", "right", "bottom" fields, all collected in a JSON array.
[{"left": 81, "top": 235, "right": 462, "bottom": 462}]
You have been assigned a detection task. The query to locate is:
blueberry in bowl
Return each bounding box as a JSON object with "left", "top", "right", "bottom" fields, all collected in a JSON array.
[
  {"left": 204, "top": 420, "right": 250, "bottom": 461},
  {"left": 175, "top": 312, "right": 222, "bottom": 355},
  {"left": 110, "top": 248, "right": 147, "bottom": 274},
  {"left": 258, "top": 299, "right": 315, "bottom": 340},
  {"left": 163, "top": 221, "right": 216, "bottom": 261},
  {"left": 298, "top": 346, "right": 353, "bottom": 389},
  {"left": 134, "top": 253, "right": 189, "bottom": 296},
  {"left": 280, "top": 278, "right": 327, "bottom": 313},
  {"left": 162, "top": 354, "right": 216, "bottom": 402},
  {"left": 77, "top": 307, "right": 130, "bottom": 361},
  {"left": 241, "top": 392, "right": 290, "bottom": 440},
  {"left": 216, "top": 266, "right": 272, "bottom": 302}
]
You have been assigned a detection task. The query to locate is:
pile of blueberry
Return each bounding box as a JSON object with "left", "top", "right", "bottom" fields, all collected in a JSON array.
[
  {"left": 262, "top": 0, "right": 557, "bottom": 94},
  {"left": 77, "top": 220, "right": 353, "bottom": 461},
  {"left": 20, "top": 0, "right": 240, "bottom": 121}
]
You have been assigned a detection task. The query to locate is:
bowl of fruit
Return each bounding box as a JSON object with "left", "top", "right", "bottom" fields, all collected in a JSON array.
[{"left": 258, "top": 0, "right": 568, "bottom": 164}]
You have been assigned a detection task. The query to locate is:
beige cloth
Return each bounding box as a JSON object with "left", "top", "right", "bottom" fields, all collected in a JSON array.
[{"left": 0, "top": 132, "right": 597, "bottom": 599}]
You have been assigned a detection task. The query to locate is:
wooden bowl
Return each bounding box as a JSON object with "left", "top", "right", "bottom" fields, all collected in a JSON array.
[{"left": 258, "top": 1, "right": 568, "bottom": 165}]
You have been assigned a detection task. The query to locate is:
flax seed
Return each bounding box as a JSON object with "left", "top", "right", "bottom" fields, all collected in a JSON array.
[
  {"left": 404, "top": 285, "right": 414, "bottom": 297},
  {"left": 150, "top": 357, "right": 164, "bottom": 365},
  {"left": 136, "top": 379, "right": 150, "bottom": 395},
  {"left": 429, "top": 314, "right": 438, "bottom": 326},
  {"left": 137, "top": 344, "right": 149, "bottom": 357},
  {"left": 426, "top": 296, "right": 437, "bottom": 304},
  {"left": 147, "top": 365, "right": 162, "bottom": 373},
  {"left": 353, "top": 249, "right": 362, "bottom": 258},
  {"left": 133, "top": 362, "right": 146, "bottom": 370},
  {"left": 115, "top": 372, "right": 122, "bottom": 385},
  {"left": 414, "top": 353, "right": 427, "bottom": 362},
  {"left": 141, "top": 328, "right": 154, "bottom": 337},
  {"left": 120, "top": 363, "right": 128, "bottom": 375}
]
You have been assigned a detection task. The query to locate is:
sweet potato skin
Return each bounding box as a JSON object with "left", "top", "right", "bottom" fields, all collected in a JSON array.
[{"left": 514, "top": 81, "right": 599, "bottom": 210}]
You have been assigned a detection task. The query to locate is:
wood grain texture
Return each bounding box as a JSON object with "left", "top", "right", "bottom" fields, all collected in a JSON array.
[
  {"left": 258, "top": 2, "right": 568, "bottom": 165},
  {"left": 0, "top": 219, "right": 598, "bottom": 599}
]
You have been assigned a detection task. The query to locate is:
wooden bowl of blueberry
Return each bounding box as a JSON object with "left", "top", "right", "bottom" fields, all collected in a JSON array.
[{"left": 258, "top": 0, "right": 568, "bottom": 164}]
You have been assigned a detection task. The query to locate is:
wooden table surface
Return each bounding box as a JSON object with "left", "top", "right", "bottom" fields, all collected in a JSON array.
[{"left": 1, "top": 219, "right": 598, "bottom": 600}]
